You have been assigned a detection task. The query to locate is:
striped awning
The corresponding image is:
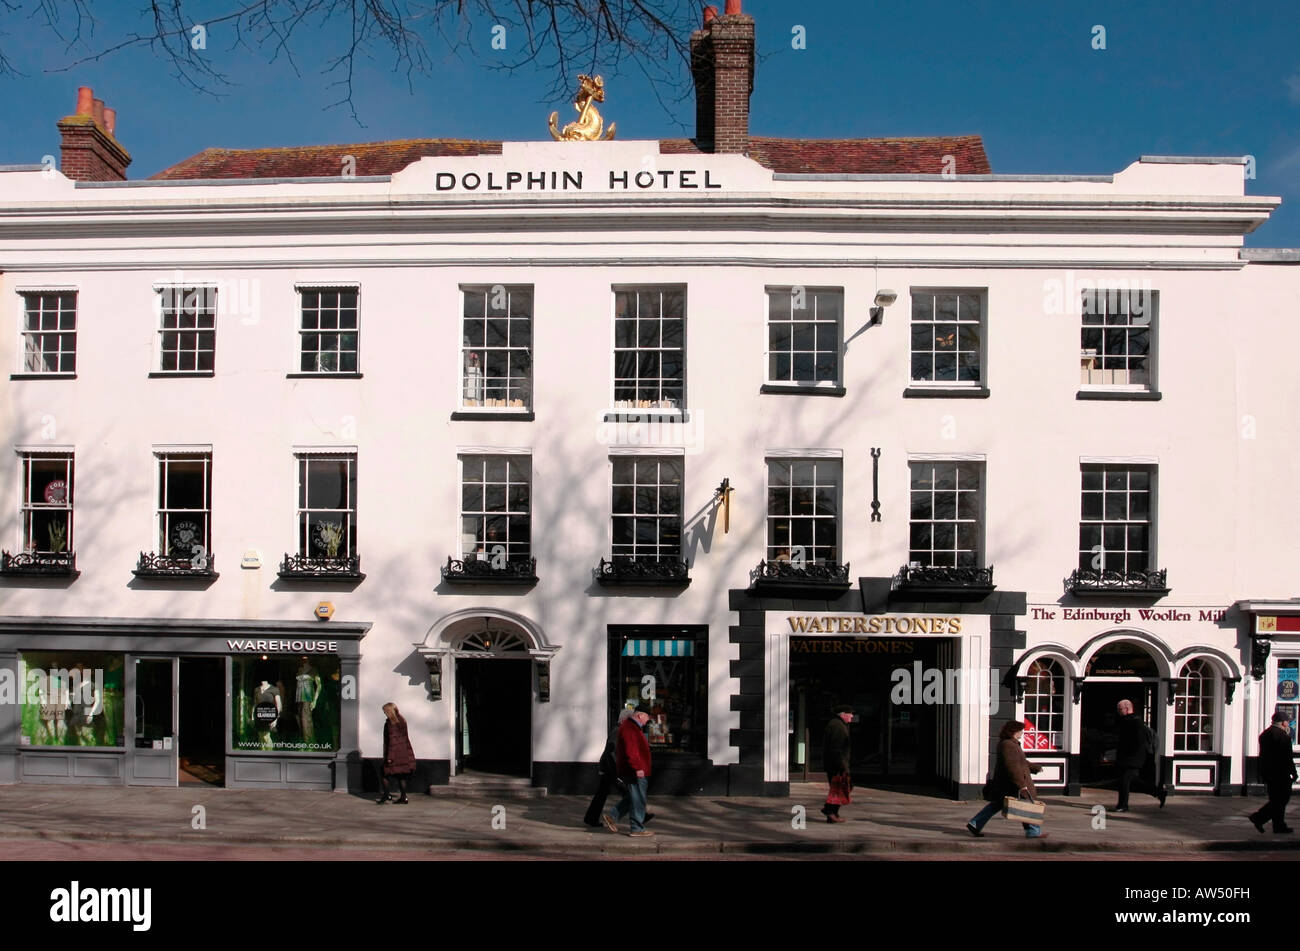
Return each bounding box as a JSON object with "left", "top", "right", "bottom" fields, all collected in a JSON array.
[{"left": 622, "top": 639, "right": 695, "bottom": 657}]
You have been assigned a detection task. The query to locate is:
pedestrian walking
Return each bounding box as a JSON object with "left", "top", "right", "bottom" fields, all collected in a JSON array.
[
  {"left": 378, "top": 702, "right": 416, "bottom": 805},
  {"left": 966, "top": 720, "right": 1047, "bottom": 838},
  {"left": 1250, "top": 709, "right": 1297, "bottom": 834},
  {"left": 604, "top": 709, "right": 654, "bottom": 836},
  {"left": 821, "top": 704, "right": 854, "bottom": 823},
  {"left": 1115, "top": 699, "right": 1167, "bottom": 811},
  {"left": 584, "top": 708, "right": 631, "bottom": 826}
]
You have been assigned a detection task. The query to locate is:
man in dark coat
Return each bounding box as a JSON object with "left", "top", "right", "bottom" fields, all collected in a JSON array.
[
  {"left": 1115, "top": 699, "right": 1167, "bottom": 811},
  {"left": 603, "top": 710, "right": 654, "bottom": 836},
  {"left": 821, "top": 705, "right": 854, "bottom": 823},
  {"left": 1250, "top": 709, "right": 1297, "bottom": 834}
]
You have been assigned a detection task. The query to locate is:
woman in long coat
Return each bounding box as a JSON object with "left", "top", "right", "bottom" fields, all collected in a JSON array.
[
  {"left": 821, "top": 705, "right": 854, "bottom": 823},
  {"left": 379, "top": 702, "right": 417, "bottom": 804},
  {"left": 966, "top": 720, "right": 1045, "bottom": 838}
]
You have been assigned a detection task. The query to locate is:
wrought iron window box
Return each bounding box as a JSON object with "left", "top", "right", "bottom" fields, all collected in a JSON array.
[
  {"left": 1065, "top": 568, "right": 1169, "bottom": 597},
  {"left": 277, "top": 553, "right": 365, "bottom": 581},
  {"left": 749, "top": 559, "right": 852, "bottom": 597},
  {"left": 893, "top": 564, "right": 995, "bottom": 598},
  {"left": 133, "top": 551, "right": 218, "bottom": 579},
  {"left": 596, "top": 558, "right": 691, "bottom": 588},
  {"left": 441, "top": 556, "right": 538, "bottom": 586},
  {"left": 0, "top": 550, "right": 79, "bottom": 578}
]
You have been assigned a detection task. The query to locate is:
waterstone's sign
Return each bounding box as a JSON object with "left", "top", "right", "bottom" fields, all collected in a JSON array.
[
  {"left": 432, "top": 168, "right": 723, "bottom": 192},
  {"left": 786, "top": 615, "right": 963, "bottom": 635}
]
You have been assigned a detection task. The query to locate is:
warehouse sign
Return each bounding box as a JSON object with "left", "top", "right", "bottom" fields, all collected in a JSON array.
[{"left": 432, "top": 168, "right": 723, "bottom": 192}]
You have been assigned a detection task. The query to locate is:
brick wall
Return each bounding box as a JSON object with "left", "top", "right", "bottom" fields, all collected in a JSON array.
[{"left": 690, "top": 12, "right": 755, "bottom": 154}]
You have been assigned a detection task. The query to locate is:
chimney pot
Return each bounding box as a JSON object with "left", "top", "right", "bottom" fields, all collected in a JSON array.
[
  {"left": 703, "top": 5, "right": 718, "bottom": 23},
  {"left": 59, "top": 87, "right": 131, "bottom": 181},
  {"left": 92, "top": 98, "right": 105, "bottom": 127},
  {"left": 725, "top": 0, "right": 742, "bottom": 13},
  {"left": 103, "top": 107, "right": 116, "bottom": 136},
  {"left": 76, "top": 86, "right": 94, "bottom": 116}
]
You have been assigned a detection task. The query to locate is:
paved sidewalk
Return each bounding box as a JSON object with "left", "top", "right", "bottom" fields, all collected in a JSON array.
[{"left": 0, "top": 783, "right": 1293, "bottom": 856}]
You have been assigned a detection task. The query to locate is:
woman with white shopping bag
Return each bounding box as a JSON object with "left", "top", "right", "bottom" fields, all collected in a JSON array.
[{"left": 965, "top": 720, "right": 1046, "bottom": 839}]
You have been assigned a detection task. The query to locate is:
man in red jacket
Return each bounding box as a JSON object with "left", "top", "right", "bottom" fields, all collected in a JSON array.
[{"left": 604, "top": 709, "right": 654, "bottom": 837}]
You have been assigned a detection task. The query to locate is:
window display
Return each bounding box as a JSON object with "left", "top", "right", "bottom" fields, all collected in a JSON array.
[
  {"left": 610, "top": 628, "right": 706, "bottom": 755},
  {"left": 232, "top": 655, "right": 341, "bottom": 752},
  {"left": 19, "top": 652, "right": 125, "bottom": 747},
  {"left": 1278, "top": 660, "right": 1299, "bottom": 745}
]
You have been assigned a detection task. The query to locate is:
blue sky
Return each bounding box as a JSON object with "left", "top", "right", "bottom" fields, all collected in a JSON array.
[{"left": 2, "top": 0, "right": 1297, "bottom": 245}]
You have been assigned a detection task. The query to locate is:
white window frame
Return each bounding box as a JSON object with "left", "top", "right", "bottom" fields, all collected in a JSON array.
[
  {"left": 1020, "top": 656, "right": 1067, "bottom": 752},
  {"left": 909, "top": 288, "right": 987, "bottom": 389},
  {"left": 1079, "top": 463, "right": 1157, "bottom": 575},
  {"left": 458, "top": 452, "right": 532, "bottom": 563},
  {"left": 18, "top": 449, "right": 74, "bottom": 554},
  {"left": 1079, "top": 287, "right": 1157, "bottom": 392},
  {"left": 610, "top": 285, "right": 686, "bottom": 413},
  {"left": 1174, "top": 658, "right": 1217, "bottom": 753},
  {"left": 609, "top": 454, "right": 684, "bottom": 563},
  {"left": 764, "top": 456, "right": 842, "bottom": 566},
  {"left": 459, "top": 284, "right": 533, "bottom": 410},
  {"left": 153, "top": 284, "right": 217, "bottom": 374},
  {"left": 764, "top": 285, "right": 844, "bottom": 388},
  {"left": 17, "top": 289, "right": 78, "bottom": 375},
  {"left": 907, "top": 459, "right": 985, "bottom": 568},
  {"left": 154, "top": 450, "right": 212, "bottom": 559},
  {"left": 296, "top": 284, "right": 360, "bottom": 374},
  {"left": 293, "top": 451, "right": 358, "bottom": 560}
]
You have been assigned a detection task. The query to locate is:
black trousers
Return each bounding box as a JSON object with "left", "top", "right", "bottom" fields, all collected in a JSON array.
[
  {"left": 584, "top": 771, "right": 617, "bottom": 826},
  {"left": 1252, "top": 780, "right": 1293, "bottom": 831},
  {"left": 1117, "top": 766, "right": 1162, "bottom": 808}
]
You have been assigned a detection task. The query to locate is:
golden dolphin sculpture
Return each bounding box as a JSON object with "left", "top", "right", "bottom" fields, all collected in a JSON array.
[{"left": 548, "top": 74, "right": 617, "bottom": 141}]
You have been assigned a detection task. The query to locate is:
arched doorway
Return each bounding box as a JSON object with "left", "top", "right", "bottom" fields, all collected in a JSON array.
[
  {"left": 416, "top": 610, "right": 559, "bottom": 780},
  {"left": 1078, "top": 637, "right": 1163, "bottom": 784}
]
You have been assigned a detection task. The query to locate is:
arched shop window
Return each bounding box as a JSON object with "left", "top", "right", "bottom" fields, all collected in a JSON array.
[
  {"left": 1022, "top": 658, "right": 1064, "bottom": 751},
  {"left": 1174, "top": 658, "right": 1215, "bottom": 752}
]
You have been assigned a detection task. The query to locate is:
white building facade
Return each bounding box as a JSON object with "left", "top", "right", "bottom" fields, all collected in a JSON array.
[{"left": 2, "top": 7, "right": 1298, "bottom": 799}]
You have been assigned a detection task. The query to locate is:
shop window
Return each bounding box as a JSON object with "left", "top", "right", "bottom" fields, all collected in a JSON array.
[
  {"left": 157, "top": 451, "right": 211, "bottom": 559},
  {"left": 1080, "top": 287, "right": 1155, "bottom": 391},
  {"left": 1079, "top": 465, "right": 1154, "bottom": 573},
  {"left": 462, "top": 285, "right": 532, "bottom": 409},
  {"left": 767, "top": 458, "right": 839, "bottom": 565},
  {"left": 231, "top": 655, "right": 341, "bottom": 752},
  {"left": 156, "top": 286, "right": 216, "bottom": 373},
  {"left": 1174, "top": 658, "right": 1215, "bottom": 752},
  {"left": 299, "top": 286, "right": 359, "bottom": 373},
  {"left": 1022, "top": 658, "right": 1064, "bottom": 751},
  {"left": 909, "top": 460, "right": 983, "bottom": 568},
  {"left": 20, "top": 291, "right": 77, "bottom": 374},
  {"left": 608, "top": 627, "right": 707, "bottom": 756},
  {"left": 18, "top": 652, "right": 125, "bottom": 747},
  {"left": 611, "top": 456, "right": 682, "bottom": 563},
  {"left": 612, "top": 286, "right": 684, "bottom": 411},
  {"left": 1277, "top": 660, "right": 1299, "bottom": 746},
  {"left": 460, "top": 454, "right": 531, "bottom": 562},
  {"left": 766, "top": 286, "right": 842, "bottom": 387},
  {"left": 910, "top": 289, "right": 983, "bottom": 386}
]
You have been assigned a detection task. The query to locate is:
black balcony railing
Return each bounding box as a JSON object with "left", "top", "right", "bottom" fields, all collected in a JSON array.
[
  {"left": 1065, "top": 567, "right": 1169, "bottom": 597},
  {"left": 596, "top": 557, "right": 691, "bottom": 588},
  {"left": 893, "top": 564, "right": 995, "bottom": 598},
  {"left": 133, "top": 550, "right": 218, "bottom": 578},
  {"left": 0, "top": 550, "right": 78, "bottom": 577},
  {"left": 442, "top": 556, "right": 538, "bottom": 585},
  {"left": 278, "top": 553, "right": 365, "bottom": 581},
  {"left": 749, "top": 559, "right": 852, "bottom": 597}
]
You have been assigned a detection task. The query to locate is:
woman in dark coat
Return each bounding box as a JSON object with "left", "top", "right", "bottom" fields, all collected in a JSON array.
[
  {"left": 821, "top": 705, "right": 854, "bottom": 823},
  {"left": 965, "top": 720, "right": 1045, "bottom": 838},
  {"left": 379, "top": 702, "right": 416, "bottom": 804}
]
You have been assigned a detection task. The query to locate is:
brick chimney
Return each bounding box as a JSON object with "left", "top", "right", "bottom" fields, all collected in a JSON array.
[
  {"left": 690, "top": 0, "right": 755, "bottom": 154},
  {"left": 57, "top": 86, "right": 131, "bottom": 181}
]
